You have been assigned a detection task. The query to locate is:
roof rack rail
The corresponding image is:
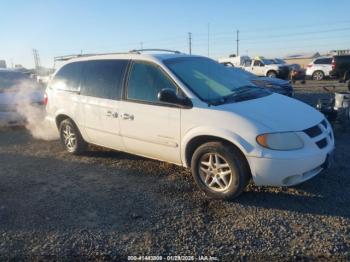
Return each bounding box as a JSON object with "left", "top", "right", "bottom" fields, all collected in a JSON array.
[
  {"left": 129, "top": 48, "right": 182, "bottom": 54},
  {"left": 54, "top": 51, "right": 136, "bottom": 62},
  {"left": 54, "top": 54, "right": 99, "bottom": 61}
]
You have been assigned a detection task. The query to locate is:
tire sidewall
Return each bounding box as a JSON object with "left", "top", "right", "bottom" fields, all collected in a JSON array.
[
  {"left": 313, "top": 71, "right": 324, "bottom": 81},
  {"left": 267, "top": 71, "right": 277, "bottom": 78},
  {"left": 191, "top": 142, "right": 246, "bottom": 199},
  {"left": 59, "top": 119, "right": 80, "bottom": 154}
]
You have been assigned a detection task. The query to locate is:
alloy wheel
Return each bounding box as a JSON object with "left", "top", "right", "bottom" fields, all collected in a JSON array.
[
  {"left": 199, "top": 153, "right": 233, "bottom": 192},
  {"left": 62, "top": 124, "right": 77, "bottom": 152}
]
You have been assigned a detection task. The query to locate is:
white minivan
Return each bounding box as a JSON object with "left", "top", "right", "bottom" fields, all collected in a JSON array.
[{"left": 45, "top": 50, "right": 335, "bottom": 199}]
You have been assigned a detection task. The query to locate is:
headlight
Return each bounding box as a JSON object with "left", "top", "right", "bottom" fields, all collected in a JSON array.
[{"left": 256, "top": 132, "right": 304, "bottom": 150}]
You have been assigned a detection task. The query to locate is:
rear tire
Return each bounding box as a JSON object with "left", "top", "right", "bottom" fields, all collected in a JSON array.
[
  {"left": 191, "top": 142, "right": 250, "bottom": 200},
  {"left": 59, "top": 119, "right": 87, "bottom": 155},
  {"left": 312, "top": 70, "right": 324, "bottom": 81}
]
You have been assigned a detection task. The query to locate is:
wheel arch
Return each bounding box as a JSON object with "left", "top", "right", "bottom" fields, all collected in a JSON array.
[
  {"left": 266, "top": 70, "right": 277, "bottom": 77},
  {"left": 312, "top": 70, "right": 324, "bottom": 80},
  {"left": 55, "top": 114, "right": 72, "bottom": 128},
  {"left": 54, "top": 113, "right": 88, "bottom": 141},
  {"left": 182, "top": 128, "right": 256, "bottom": 170}
]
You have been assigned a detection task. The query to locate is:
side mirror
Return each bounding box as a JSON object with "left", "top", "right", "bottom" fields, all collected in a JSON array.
[{"left": 158, "top": 88, "right": 192, "bottom": 108}]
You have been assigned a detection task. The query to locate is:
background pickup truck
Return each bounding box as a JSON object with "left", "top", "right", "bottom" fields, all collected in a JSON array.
[{"left": 219, "top": 56, "right": 290, "bottom": 79}]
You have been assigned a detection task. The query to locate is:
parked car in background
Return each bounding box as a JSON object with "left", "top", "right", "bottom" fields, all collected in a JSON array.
[
  {"left": 0, "top": 69, "right": 44, "bottom": 126},
  {"left": 330, "top": 55, "right": 350, "bottom": 81},
  {"left": 220, "top": 63, "right": 293, "bottom": 97},
  {"left": 219, "top": 56, "right": 290, "bottom": 79},
  {"left": 273, "top": 58, "right": 305, "bottom": 81},
  {"left": 45, "top": 50, "right": 334, "bottom": 199},
  {"left": 306, "top": 57, "right": 332, "bottom": 81}
]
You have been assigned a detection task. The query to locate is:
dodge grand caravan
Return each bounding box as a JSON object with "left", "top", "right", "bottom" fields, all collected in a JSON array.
[{"left": 45, "top": 49, "right": 335, "bottom": 199}]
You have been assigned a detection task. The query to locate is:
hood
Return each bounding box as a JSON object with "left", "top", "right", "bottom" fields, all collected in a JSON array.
[
  {"left": 253, "top": 77, "right": 290, "bottom": 85},
  {"left": 217, "top": 93, "right": 323, "bottom": 131}
]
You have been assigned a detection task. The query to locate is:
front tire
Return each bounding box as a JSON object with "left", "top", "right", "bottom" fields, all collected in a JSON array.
[
  {"left": 267, "top": 71, "right": 277, "bottom": 78},
  {"left": 191, "top": 142, "right": 250, "bottom": 200},
  {"left": 59, "top": 119, "right": 87, "bottom": 155},
  {"left": 312, "top": 70, "right": 324, "bottom": 81}
]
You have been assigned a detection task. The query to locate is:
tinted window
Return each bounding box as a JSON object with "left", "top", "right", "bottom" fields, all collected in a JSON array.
[
  {"left": 81, "top": 60, "right": 127, "bottom": 99},
  {"left": 254, "top": 60, "right": 263, "bottom": 66},
  {"left": 0, "top": 71, "right": 30, "bottom": 90},
  {"left": 127, "top": 62, "right": 177, "bottom": 103},
  {"left": 314, "top": 58, "right": 332, "bottom": 64},
  {"left": 52, "top": 62, "right": 83, "bottom": 91}
]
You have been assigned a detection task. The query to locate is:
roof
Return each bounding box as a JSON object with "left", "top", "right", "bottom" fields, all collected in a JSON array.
[{"left": 53, "top": 50, "right": 203, "bottom": 70}]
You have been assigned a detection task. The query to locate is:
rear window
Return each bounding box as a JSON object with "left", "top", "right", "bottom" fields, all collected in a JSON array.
[
  {"left": 0, "top": 71, "right": 29, "bottom": 90},
  {"left": 81, "top": 60, "right": 128, "bottom": 99},
  {"left": 51, "top": 62, "right": 84, "bottom": 91},
  {"left": 314, "top": 58, "right": 332, "bottom": 64}
]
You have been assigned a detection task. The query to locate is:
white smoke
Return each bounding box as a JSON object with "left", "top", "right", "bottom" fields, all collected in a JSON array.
[{"left": 13, "top": 79, "right": 59, "bottom": 140}]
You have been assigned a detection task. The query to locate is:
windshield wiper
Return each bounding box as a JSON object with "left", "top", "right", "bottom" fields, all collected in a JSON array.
[{"left": 207, "top": 85, "right": 265, "bottom": 106}]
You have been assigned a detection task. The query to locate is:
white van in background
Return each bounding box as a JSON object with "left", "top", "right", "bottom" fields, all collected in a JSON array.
[{"left": 45, "top": 50, "right": 335, "bottom": 199}]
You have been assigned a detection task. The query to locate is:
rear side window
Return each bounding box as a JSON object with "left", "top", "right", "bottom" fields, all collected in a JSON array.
[
  {"left": 126, "top": 61, "right": 177, "bottom": 103},
  {"left": 81, "top": 60, "right": 127, "bottom": 99},
  {"left": 314, "top": 58, "right": 332, "bottom": 64},
  {"left": 51, "top": 62, "right": 83, "bottom": 91}
]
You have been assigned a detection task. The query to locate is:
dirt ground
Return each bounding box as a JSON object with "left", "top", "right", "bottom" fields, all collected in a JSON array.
[{"left": 0, "top": 80, "right": 349, "bottom": 261}]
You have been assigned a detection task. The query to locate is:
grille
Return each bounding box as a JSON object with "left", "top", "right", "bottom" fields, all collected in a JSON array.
[
  {"left": 303, "top": 119, "right": 333, "bottom": 150},
  {"left": 316, "top": 138, "right": 328, "bottom": 149},
  {"left": 303, "top": 125, "right": 322, "bottom": 138}
]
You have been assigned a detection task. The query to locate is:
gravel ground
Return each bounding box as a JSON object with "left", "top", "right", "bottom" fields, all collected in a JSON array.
[{"left": 0, "top": 80, "right": 349, "bottom": 261}]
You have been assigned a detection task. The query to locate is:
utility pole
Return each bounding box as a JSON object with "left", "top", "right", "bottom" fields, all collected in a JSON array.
[
  {"left": 188, "top": 32, "right": 192, "bottom": 55},
  {"left": 32, "top": 49, "right": 41, "bottom": 70},
  {"left": 236, "top": 30, "right": 239, "bottom": 56},
  {"left": 140, "top": 42, "right": 143, "bottom": 49},
  {"left": 207, "top": 23, "right": 210, "bottom": 57}
]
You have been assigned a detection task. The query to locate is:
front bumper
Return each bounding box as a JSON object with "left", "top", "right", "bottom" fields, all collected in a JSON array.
[
  {"left": 0, "top": 112, "right": 26, "bottom": 127},
  {"left": 247, "top": 120, "right": 335, "bottom": 187},
  {"left": 247, "top": 147, "right": 334, "bottom": 186}
]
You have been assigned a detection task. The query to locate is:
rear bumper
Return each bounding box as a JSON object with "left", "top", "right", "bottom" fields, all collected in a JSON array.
[
  {"left": 0, "top": 112, "right": 26, "bottom": 127},
  {"left": 247, "top": 146, "right": 334, "bottom": 186}
]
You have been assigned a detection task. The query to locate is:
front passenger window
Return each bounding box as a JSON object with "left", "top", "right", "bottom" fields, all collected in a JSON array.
[{"left": 127, "top": 62, "right": 177, "bottom": 103}]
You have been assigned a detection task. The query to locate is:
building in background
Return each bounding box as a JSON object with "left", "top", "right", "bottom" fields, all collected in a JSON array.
[
  {"left": 328, "top": 49, "right": 350, "bottom": 56},
  {"left": 0, "top": 60, "right": 6, "bottom": 68}
]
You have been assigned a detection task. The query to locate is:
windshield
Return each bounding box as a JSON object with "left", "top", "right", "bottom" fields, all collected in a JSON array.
[
  {"left": 274, "top": 59, "right": 286, "bottom": 64},
  {"left": 0, "top": 71, "right": 29, "bottom": 90},
  {"left": 164, "top": 57, "right": 270, "bottom": 104},
  {"left": 260, "top": 59, "right": 274, "bottom": 65}
]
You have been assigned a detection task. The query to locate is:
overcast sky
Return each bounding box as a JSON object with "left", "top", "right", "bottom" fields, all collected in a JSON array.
[{"left": 1, "top": 0, "right": 350, "bottom": 68}]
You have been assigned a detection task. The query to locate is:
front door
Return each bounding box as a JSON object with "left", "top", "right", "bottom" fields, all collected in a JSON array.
[{"left": 119, "top": 61, "right": 181, "bottom": 164}]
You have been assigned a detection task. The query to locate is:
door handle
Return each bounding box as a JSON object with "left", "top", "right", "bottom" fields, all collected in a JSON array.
[{"left": 121, "top": 113, "right": 134, "bottom": 120}]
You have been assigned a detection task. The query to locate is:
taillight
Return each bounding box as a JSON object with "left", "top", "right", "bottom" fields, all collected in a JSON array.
[
  {"left": 306, "top": 64, "right": 312, "bottom": 68},
  {"left": 332, "top": 58, "right": 336, "bottom": 70},
  {"left": 43, "top": 93, "right": 48, "bottom": 105}
]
